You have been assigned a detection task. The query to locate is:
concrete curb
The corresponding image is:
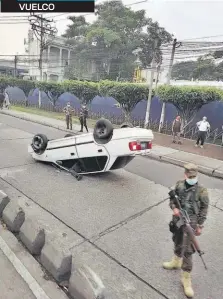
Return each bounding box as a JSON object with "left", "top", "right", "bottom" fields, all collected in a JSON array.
[
  {"left": 146, "top": 153, "right": 223, "bottom": 180},
  {"left": 0, "top": 110, "right": 81, "bottom": 135},
  {"left": 0, "top": 191, "right": 106, "bottom": 299}
]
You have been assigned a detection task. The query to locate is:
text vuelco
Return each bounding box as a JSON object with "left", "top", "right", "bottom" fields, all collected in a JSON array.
[{"left": 19, "top": 3, "right": 55, "bottom": 11}]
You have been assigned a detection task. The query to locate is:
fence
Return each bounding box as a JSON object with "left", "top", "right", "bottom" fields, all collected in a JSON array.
[{"left": 10, "top": 99, "right": 223, "bottom": 146}]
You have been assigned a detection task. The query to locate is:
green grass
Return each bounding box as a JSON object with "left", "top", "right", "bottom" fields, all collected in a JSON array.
[{"left": 11, "top": 105, "right": 98, "bottom": 128}]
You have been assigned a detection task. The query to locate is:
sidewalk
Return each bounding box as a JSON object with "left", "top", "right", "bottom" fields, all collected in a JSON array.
[
  {"left": 148, "top": 144, "right": 223, "bottom": 179},
  {"left": 153, "top": 131, "right": 223, "bottom": 161},
  {"left": 0, "top": 109, "right": 222, "bottom": 179}
]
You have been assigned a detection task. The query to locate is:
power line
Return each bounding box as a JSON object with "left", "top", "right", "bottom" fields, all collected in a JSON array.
[{"left": 180, "top": 34, "right": 223, "bottom": 42}]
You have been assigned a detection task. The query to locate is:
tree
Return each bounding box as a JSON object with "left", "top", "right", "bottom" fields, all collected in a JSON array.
[
  {"left": 213, "top": 50, "right": 223, "bottom": 59},
  {"left": 63, "top": 80, "right": 98, "bottom": 104},
  {"left": 36, "top": 81, "right": 65, "bottom": 106},
  {"left": 171, "top": 54, "right": 223, "bottom": 81},
  {"left": 157, "top": 85, "right": 223, "bottom": 126},
  {"left": 62, "top": 16, "right": 89, "bottom": 40},
  {"left": 138, "top": 20, "right": 173, "bottom": 67},
  {"left": 99, "top": 80, "right": 149, "bottom": 121},
  {"left": 192, "top": 57, "right": 216, "bottom": 80},
  {"left": 172, "top": 61, "right": 197, "bottom": 80},
  {"left": 62, "top": 0, "right": 172, "bottom": 81}
]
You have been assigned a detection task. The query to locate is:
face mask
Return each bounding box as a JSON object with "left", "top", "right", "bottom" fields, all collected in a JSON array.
[{"left": 186, "top": 177, "right": 198, "bottom": 185}]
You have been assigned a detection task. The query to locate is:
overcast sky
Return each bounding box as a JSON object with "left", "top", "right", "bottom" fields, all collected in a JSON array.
[{"left": 1, "top": 0, "right": 223, "bottom": 56}]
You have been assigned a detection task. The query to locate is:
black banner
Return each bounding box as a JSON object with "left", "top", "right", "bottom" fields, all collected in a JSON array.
[{"left": 1, "top": 0, "right": 95, "bottom": 13}]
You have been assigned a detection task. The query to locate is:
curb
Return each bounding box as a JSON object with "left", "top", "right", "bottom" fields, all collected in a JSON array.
[
  {"left": 0, "top": 191, "right": 106, "bottom": 299},
  {"left": 0, "top": 110, "right": 82, "bottom": 135},
  {"left": 146, "top": 153, "right": 223, "bottom": 180}
]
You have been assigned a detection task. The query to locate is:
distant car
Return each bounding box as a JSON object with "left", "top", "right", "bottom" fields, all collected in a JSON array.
[{"left": 28, "top": 119, "right": 153, "bottom": 180}]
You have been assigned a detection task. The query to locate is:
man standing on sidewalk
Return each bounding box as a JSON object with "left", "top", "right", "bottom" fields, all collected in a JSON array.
[
  {"left": 0, "top": 90, "right": 4, "bottom": 109},
  {"left": 172, "top": 115, "right": 182, "bottom": 144},
  {"left": 195, "top": 116, "right": 210, "bottom": 148},
  {"left": 63, "top": 102, "right": 74, "bottom": 130}
]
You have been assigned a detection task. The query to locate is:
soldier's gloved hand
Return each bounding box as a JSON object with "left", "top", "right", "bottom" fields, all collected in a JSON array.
[
  {"left": 173, "top": 208, "right": 180, "bottom": 217},
  {"left": 195, "top": 225, "right": 202, "bottom": 236}
]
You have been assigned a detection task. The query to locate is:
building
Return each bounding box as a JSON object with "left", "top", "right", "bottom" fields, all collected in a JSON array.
[
  {"left": 27, "top": 30, "right": 74, "bottom": 82},
  {"left": 26, "top": 30, "right": 96, "bottom": 82},
  {"left": 0, "top": 58, "right": 29, "bottom": 77}
]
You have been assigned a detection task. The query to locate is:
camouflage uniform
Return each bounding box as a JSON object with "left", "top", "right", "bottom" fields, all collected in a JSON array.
[
  {"left": 63, "top": 104, "right": 74, "bottom": 130},
  {"left": 163, "top": 163, "right": 209, "bottom": 298},
  {"left": 169, "top": 177, "right": 209, "bottom": 272},
  {"left": 79, "top": 106, "right": 88, "bottom": 132}
]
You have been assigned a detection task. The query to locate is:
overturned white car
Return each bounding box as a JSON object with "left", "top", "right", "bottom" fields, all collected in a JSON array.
[{"left": 28, "top": 119, "right": 154, "bottom": 180}]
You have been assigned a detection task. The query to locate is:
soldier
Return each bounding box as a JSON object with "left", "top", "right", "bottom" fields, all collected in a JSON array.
[
  {"left": 79, "top": 104, "right": 89, "bottom": 132},
  {"left": 63, "top": 102, "right": 74, "bottom": 130},
  {"left": 163, "top": 163, "right": 209, "bottom": 298}
]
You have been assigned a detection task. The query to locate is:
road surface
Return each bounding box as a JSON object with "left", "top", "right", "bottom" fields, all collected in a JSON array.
[
  {"left": 0, "top": 113, "right": 222, "bottom": 299},
  {"left": 0, "top": 248, "right": 36, "bottom": 299}
]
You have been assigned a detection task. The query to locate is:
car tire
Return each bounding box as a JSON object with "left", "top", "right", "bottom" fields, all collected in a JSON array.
[
  {"left": 32, "top": 134, "right": 48, "bottom": 154},
  {"left": 120, "top": 122, "right": 134, "bottom": 128},
  {"left": 93, "top": 118, "right": 113, "bottom": 144},
  {"left": 64, "top": 134, "right": 74, "bottom": 137}
]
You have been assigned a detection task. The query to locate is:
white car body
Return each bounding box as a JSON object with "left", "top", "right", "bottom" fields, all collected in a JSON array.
[{"left": 28, "top": 127, "right": 154, "bottom": 175}]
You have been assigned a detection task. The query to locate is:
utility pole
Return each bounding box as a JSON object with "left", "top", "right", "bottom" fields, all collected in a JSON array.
[
  {"left": 39, "top": 15, "right": 43, "bottom": 82},
  {"left": 144, "top": 38, "right": 158, "bottom": 128},
  {"left": 158, "top": 38, "right": 181, "bottom": 132},
  {"left": 14, "top": 55, "right": 18, "bottom": 78},
  {"left": 154, "top": 63, "right": 161, "bottom": 94},
  {"left": 29, "top": 13, "right": 57, "bottom": 108}
]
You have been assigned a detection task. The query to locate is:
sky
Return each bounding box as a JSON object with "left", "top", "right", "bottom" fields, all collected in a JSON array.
[{"left": 1, "top": 0, "right": 223, "bottom": 56}]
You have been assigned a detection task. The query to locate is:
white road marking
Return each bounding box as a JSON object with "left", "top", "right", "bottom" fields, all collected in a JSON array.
[{"left": 0, "top": 234, "right": 51, "bottom": 299}]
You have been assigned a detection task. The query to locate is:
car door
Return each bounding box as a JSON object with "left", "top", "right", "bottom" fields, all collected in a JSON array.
[{"left": 75, "top": 135, "right": 109, "bottom": 173}]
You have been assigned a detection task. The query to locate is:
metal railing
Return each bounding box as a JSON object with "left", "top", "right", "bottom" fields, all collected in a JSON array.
[{"left": 9, "top": 100, "right": 223, "bottom": 146}]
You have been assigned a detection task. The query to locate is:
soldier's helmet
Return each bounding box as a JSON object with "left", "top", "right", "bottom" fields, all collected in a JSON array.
[{"left": 184, "top": 163, "right": 198, "bottom": 177}]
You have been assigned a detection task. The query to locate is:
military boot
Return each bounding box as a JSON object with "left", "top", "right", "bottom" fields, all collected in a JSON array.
[
  {"left": 181, "top": 271, "right": 194, "bottom": 298},
  {"left": 162, "top": 255, "right": 182, "bottom": 270}
]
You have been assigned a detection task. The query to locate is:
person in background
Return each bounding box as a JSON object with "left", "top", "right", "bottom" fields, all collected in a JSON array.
[
  {"left": 63, "top": 102, "right": 74, "bottom": 130},
  {"left": 0, "top": 91, "right": 4, "bottom": 109},
  {"left": 4, "top": 91, "right": 10, "bottom": 109},
  {"left": 172, "top": 115, "right": 182, "bottom": 144},
  {"left": 195, "top": 116, "right": 210, "bottom": 148},
  {"left": 79, "top": 104, "right": 88, "bottom": 132}
]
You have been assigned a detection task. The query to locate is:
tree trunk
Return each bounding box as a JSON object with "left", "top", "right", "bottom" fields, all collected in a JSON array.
[{"left": 123, "top": 110, "right": 131, "bottom": 123}]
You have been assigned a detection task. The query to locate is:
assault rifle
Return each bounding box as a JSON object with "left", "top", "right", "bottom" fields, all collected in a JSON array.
[{"left": 169, "top": 190, "right": 207, "bottom": 270}]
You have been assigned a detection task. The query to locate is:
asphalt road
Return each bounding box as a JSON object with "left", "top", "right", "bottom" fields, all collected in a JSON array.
[
  {"left": 0, "top": 249, "right": 35, "bottom": 299},
  {"left": 0, "top": 113, "right": 222, "bottom": 299}
]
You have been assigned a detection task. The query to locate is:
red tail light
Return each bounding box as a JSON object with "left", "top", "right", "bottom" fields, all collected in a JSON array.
[
  {"left": 147, "top": 141, "right": 152, "bottom": 149},
  {"left": 129, "top": 141, "right": 142, "bottom": 151},
  {"left": 129, "top": 141, "right": 152, "bottom": 151}
]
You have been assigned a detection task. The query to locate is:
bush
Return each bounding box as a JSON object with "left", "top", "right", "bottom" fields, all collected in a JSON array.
[
  {"left": 36, "top": 81, "right": 65, "bottom": 105},
  {"left": 0, "top": 76, "right": 14, "bottom": 92},
  {"left": 2, "top": 76, "right": 223, "bottom": 123},
  {"left": 63, "top": 80, "right": 99, "bottom": 104},
  {"left": 157, "top": 85, "right": 223, "bottom": 123},
  {"left": 99, "top": 80, "right": 150, "bottom": 120}
]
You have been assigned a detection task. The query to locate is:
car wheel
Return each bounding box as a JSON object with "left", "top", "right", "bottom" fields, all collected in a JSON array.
[
  {"left": 120, "top": 122, "right": 134, "bottom": 128},
  {"left": 93, "top": 118, "right": 113, "bottom": 144},
  {"left": 32, "top": 134, "right": 48, "bottom": 153},
  {"left": 64, "top": 134, "right": 74, "bottom": 137}
]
